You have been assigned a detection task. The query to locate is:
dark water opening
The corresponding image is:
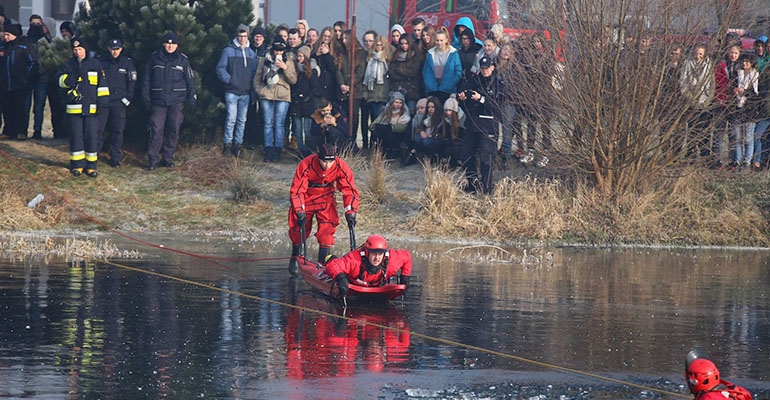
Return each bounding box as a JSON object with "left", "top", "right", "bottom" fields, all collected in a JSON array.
[{"left": 1, "top": 234, "right": 769, "bottom": 399}]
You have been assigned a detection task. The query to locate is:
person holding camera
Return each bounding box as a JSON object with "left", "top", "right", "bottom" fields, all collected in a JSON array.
[
  {"left": 458, "top": 55, "right": 504, "bottom": 194},
  {"left": 305, "top": 97, "right": 350, "bottom": 156},
  {"left": 290, "top": 46, "right": 322, "bottom": 158},
  {"left": 254, "top": 36, "right": 297, "bottom": 162},
  {"left": 287, "top": 143, "right": 360, "bottom": 275}
]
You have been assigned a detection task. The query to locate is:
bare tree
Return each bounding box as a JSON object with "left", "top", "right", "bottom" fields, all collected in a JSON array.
[{"left": 502, "top": 0, "right": 746, "bottom": 195}]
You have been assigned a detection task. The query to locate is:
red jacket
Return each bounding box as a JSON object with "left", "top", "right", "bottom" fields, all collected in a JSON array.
[
  {"left": 326, "top": 248, "right": 412, "bottom": 285},
  {"left": 695, "top": 380, "right": 752, "bottom": 400},
  {"left": 289, "top": 154, "right": 359, "bottom": 214}
]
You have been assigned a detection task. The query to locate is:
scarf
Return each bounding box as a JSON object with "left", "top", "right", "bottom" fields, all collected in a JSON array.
[
  {"left": 263, "top": 53, "right": 281, "bottom": 87},
  {"left": 364, "top": 51, "right": 388, "bottom": 91}
]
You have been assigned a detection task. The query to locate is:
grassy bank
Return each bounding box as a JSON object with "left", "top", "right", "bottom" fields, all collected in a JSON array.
[{"left": 1, "top": 138, "right": 768, "bottom": 248}]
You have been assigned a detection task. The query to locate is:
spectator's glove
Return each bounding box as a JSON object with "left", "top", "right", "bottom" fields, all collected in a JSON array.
[
  {"left": 296, "top": 211, "right": 306, "bottom": 228},
  {"left": 345, "top": 212, "right": 356, "bottom": 229},
  {"left": 399, "top": 275, "right": 410, "bottom": 289},
  {"left": 335, "top": 274, "right": 349, "bottom": 297}
]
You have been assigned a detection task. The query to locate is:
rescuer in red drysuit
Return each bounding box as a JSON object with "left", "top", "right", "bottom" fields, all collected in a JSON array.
[
  {"left": 288, "top": 143, "right": 359, "bottom": 275},
  {"left": 686, "top": 358, "right": 753, "bottom": 400},
  {"left": 325, "top": 235, "right": 412, "bottom": 296}
]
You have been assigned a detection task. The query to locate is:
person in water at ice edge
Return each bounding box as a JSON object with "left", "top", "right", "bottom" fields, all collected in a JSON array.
[
  {"left": 686, "top": 358, "right": 752, "bottom": 399},
  {"left": 325, "top": 235, "right": 412, "bottom": 297},
  {"left": 288, "top": 143, "right": 359, "bottom": 275}
]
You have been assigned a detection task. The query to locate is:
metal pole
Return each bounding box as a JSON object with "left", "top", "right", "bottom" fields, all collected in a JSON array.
[{"left": 348, "top": 0, "right": 357, "bottom": 141}]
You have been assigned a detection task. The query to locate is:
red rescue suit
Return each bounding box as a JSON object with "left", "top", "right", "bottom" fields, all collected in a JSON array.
[
  {"left": 695, "top": 380, "right": 752, "bottom": 400},
  {"left": 326, "top": 248, "right": 412, "bottom": 286},
  {"left": 288, "top": 154, "right": 359, "bottom": 248}
]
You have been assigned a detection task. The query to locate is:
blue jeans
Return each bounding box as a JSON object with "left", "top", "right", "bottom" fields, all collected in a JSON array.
[
  {"left": 32, "top": 81, "right": 47, "bottom": 133},
  {"left": 753, "top": 119, "right": 770, "bottom": 163},
  {"left": 224, "top": 92, "right": 249, "bottom": 145},
  {"left": 260, "top": 99, "right": 289, "bottom": 148},
  {"left": 292, "top": 116, "right": 311, "bottom": 153},
  {"left": 734, "top": 121, "right": 756, "bottom": 164}
]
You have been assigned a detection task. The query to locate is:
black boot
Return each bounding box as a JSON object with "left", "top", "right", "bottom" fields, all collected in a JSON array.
[
  {"left": 288, "top": 244, "right": 301, "bottom": 275},
  {"left": 232, "top": 144, "right": 242, "bottom": 158},
  {"left": 223, "top": 143, "right": 232, "bottom": 156},
  {"left": 318, "top": 247, "right": 331, "bottom": 264},
  {"left": 263, "top": 147, "right": 272, "bottom": 162},
  {"left": 272, "top": 146, "right": 281, "bottom": 162}
]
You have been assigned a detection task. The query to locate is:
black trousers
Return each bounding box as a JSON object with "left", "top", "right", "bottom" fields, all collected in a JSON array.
[
  {"left": 98, "top": 102, "right": 127, "bottom": 161},
  {"left": 68, "top": 114, "right": 99, "bottom": 170}
]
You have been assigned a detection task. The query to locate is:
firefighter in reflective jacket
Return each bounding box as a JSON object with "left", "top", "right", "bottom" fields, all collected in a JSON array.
[
  {"left": 57, "top": 37, "right": 109, "bottom": 177},
  {"left": 325, "top": 235, "right": 412, "bottom": 296},
  {"left": 288, "top": 143, "right": 359, "bottom": 275}
]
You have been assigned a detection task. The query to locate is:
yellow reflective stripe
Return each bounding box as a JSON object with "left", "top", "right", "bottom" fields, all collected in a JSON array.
[
  {"left": 85, "top": 152, "right": 98, "bottom": 162},
  {"left": 90, "top": 105, "right": 97, "bottom": 113},
  {"left": 59, "top": 74, "right": 69, "bottom": 88},
  {"left": 97, "top": 87, "right": 110, "bottom": 96},
  {"left": 66, "top": 104, "right": 82, "bottom": 114},
  {"left": 70, "top": 151, "right": 86, "bottom": 161},
  {"left": 88, "top": 71, "right": 98, "bottom": 85}
]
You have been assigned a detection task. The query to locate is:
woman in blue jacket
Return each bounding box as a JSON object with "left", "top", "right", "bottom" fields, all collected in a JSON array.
[{"left": 422, "top": 26, "right": 462, "bottom": 104}]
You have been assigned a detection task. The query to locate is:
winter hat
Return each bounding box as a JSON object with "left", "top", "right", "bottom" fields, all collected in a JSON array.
[
  {"left": 236, "top": 24, "right": 250, "bottom": 36},
  {"left": 296, "top": 19, "right": 309, "bottom": 32},
  {"left": 757, "top": 35, "right": 768, "bottom": 44},
  {"left": 161, "top": 31, "right": 179, "bottom": 44},
  {"left": 43, "top": 17, "right": 57, "bottom": 36},
  {"left": 5, "top": 23, "right": 22, "bottom": 38},
  {"left": 70, "top": 37, "right": 89, "bottom": 53},
  {"left": 389, "top": 90, "right": 406, "bottom": 104},
  {"left": 297, "top": 45, "right": 311, "bottom": 60},
  {"left": 251, "top": 26, "right": 266, "bottom": 38},
  {"left": 444, "top": 95, "right": 459, "bottom": 113},
  {"left": 317, "top": 143, "right": 337, "bottom": 161},
  {"left": 391, "top": 24, "right": 406, "bottom": 36},
  {"left": 272, "top": 35, "right": 286, "bottom": 51},
  {"left": 416, "top": 98, "right": 428, "bottom": 110},
  {"left": 60, "top": 21, "right": 75, "bottom": 36}
]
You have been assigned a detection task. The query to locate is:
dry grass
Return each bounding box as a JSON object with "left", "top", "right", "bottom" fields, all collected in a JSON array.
[{"left": 1, "top": 138, "right": 769, "bottom": 250}]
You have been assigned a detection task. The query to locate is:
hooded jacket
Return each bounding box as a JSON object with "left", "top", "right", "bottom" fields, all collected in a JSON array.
[
  {"left": 216, "top": 37, "right": 258, "bottom": 96},
  {"left": 451, "top": 17, "right": 483, "bottom": 49},
  {"left": 422, "top": 45, "right": 462, "bottom": 95}
]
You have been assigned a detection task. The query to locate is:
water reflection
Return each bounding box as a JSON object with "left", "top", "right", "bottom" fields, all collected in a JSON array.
[{"left": 0, "top": 241, "right": 768, "bottom": 399}]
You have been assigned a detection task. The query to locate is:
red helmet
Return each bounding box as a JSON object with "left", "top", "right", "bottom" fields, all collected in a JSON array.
[
  {"left": 686, "top": 358, "right": 721, "bottom": 393},
  {"left": 364, "top": 235, "right": 388, "bottom": 256}
]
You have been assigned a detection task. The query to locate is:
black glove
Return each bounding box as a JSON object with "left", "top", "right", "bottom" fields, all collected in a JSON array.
[
  {"left": 399, "top": 275, "right": 410, "bottom": 288},
  {"left": 296, "top": 211, "right": 306, "bottom": 228},
  {"left": 335, "top": 274, "right": 349, "bottom": 297},
  {"left": 345, "top": 212, "right": 356, "bottom": 228}
]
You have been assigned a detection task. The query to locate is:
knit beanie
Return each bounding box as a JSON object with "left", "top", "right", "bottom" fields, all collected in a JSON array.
[{"left": 444, "top": 96, "right": 459, "bottom": 113}]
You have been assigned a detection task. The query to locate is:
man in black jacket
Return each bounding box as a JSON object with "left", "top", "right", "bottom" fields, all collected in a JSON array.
[
  {"left": 1, "top": 24, "right": 37, "bottom": 140},
  {"left": 142, "top": 32, "right": 196, "bottom": 170},
  {"left": 458, "top": 56, "right": 504, "bottom": 194},
  {"left": 98, "top": 38, "right": 137, "bottom": 167}
]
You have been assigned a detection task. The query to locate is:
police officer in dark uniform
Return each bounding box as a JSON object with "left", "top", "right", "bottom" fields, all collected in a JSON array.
[
  {"left": 98, "top": 38, "right": 137, "bottom": 168},
  {"left": 141, "top": 31, "right": 196, "bottom": 170},
  {"left": 458, "top": 55, "right": 504, "bottom": 194},
  {"left": 57, "top": 37, "right": 110, "bottom": 177}
]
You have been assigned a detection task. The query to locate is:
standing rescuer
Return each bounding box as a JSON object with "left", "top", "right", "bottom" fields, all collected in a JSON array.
[
  {"left": 57, "top": 37, "right": 109, "bottom": 177},
  {"left": 288, "top": 144, "right": 359, "bottom": 275}
]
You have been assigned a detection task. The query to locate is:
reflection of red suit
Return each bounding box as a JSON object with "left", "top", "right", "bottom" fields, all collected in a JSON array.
[
  {"left": 288, "top": 154, "right": 359, "bottom": 248},
  {"left": 695, "top": 380, "right": 752, "bottom": 400},
  {"left": 286, "top": 294, "right": 411, "bottom": 380},
  {"left": 325, "top": 249, "right": 412, "bottom": 285}
]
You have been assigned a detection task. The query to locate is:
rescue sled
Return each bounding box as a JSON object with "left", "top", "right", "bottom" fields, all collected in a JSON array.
[{"left": 298, "top": 256, "right": 406, "bottom": 300}]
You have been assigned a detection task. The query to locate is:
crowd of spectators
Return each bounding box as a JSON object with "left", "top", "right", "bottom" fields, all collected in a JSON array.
[{"left": 4, "top": 9, "right": 766, "bottom": 189}]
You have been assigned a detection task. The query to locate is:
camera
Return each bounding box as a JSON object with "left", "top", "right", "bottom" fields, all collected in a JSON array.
[{"left": 463, "top": 89, "right": 475, "bottom": 99}]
